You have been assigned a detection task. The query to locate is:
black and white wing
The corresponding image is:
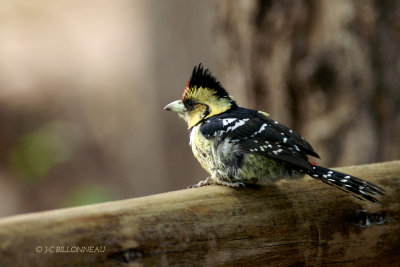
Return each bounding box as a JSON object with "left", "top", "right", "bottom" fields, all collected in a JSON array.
[{"left": 200, "top": 107, "right": 320, "bottom": 171}]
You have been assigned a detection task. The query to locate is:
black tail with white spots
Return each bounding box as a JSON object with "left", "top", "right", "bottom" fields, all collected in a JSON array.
[{"left": 307, "top": 166, "right": 384, "bottom": 203}]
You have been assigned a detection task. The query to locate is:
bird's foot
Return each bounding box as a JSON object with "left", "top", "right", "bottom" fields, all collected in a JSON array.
[
  {"left": 188, "top": 177, "right": 245, "bottom": 189},
  {"left": 215, "top": 180, "right": 246, "bottom": 188},
  {"left": 188, "top": 177, "right": 214, "bottom": 188}
]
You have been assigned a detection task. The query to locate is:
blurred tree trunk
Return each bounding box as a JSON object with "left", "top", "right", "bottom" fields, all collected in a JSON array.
[{"left": 215, "top": 0, "right": 400, "bottom": 167}]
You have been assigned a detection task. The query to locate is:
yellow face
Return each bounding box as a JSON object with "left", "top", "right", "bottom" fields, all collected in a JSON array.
[{"left": 165, "top": 85, "right": 235, "bottom": 129}]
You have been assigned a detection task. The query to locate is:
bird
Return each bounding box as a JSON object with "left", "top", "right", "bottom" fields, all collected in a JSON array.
[{"left": 164, "top": 63, "right": 384, "bottom": 202}]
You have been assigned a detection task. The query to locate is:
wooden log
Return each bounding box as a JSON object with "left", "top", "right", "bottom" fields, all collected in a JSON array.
[{"left": 0, "top": 161, "right": 399, "bottom": 266}]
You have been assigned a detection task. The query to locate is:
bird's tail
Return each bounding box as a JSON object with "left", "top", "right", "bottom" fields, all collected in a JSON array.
[{"left": 307, "top": 165, "right": 384, "bottom": 202}]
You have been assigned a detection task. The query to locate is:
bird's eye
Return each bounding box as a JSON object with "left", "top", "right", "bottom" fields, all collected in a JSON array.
[{"left": 184, "top": 99, "right": 196, "bottom": 109}]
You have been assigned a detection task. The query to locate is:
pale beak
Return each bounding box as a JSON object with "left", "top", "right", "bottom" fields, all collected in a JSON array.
[{"left": 164, "top": 100, "right": 186, "bottom": 114}]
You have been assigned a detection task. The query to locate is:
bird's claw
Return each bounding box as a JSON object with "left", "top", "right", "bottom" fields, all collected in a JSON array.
[{"left": 237, "top": 182, "right": 246, "bottom": 188}]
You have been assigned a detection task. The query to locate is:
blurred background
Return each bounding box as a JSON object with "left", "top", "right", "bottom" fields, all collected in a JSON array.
[{"left": 0, "top": 0, "right": 399, "bottom": 217}]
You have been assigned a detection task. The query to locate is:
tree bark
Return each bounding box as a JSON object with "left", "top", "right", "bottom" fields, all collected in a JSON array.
[
  {"left": 0, "top": 160, "right": 399, "bottom": 266},
  {"left": 215, "top": 0, "right": 400, "bottom": 167}
]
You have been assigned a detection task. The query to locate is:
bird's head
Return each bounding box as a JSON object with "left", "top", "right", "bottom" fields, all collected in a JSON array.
[{"left": 164, "top": 64, "right": 237, "bottom": 129}]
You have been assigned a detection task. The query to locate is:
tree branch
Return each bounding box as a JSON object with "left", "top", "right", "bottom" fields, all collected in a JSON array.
[{"left": 0, "top": 161, "right": 399, "bottom": 266}]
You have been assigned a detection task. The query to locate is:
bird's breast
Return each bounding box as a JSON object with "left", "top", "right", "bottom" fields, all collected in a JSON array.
[{"left": 189, "top": 125, "right": 214, "bottom": 172}]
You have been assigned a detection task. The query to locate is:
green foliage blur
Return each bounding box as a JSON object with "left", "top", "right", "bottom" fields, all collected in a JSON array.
[{"left": 9, "top": 121, "right": 76, "bottom": 183}]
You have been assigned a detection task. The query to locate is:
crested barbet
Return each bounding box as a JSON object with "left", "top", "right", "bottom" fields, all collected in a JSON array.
[{"left": 164, "top": 64, "right": 384, "bottom": 202}]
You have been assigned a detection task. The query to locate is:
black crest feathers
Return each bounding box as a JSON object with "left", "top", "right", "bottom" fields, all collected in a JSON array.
[{"left": 188, "top": 64, "right": 230, "bottom": 99}]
